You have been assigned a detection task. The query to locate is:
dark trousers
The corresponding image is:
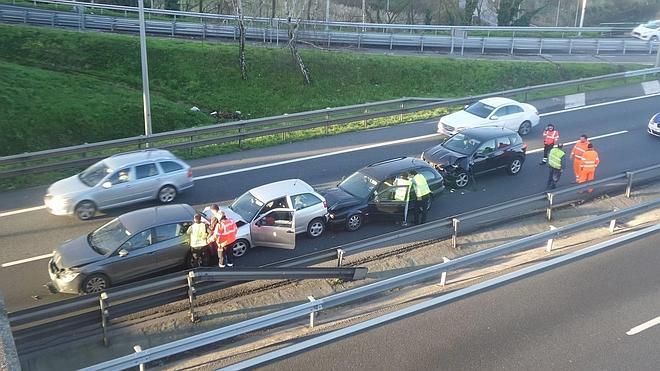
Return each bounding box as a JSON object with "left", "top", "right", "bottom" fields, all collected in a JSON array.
[
  {"left": 218, "top": 242, "right": 234, "bottom": 266},
  {"left": 190, "top": 245, "right": 211, "bottom": 267},
  {"left": 547, "top": 167, "right": 562, "bottom": 189},
  {"left": 542, "top": 144, "right": 553, "bottom": 161},
  {"left": 412, "top": 194, "right": 430, "bottom": 225}
]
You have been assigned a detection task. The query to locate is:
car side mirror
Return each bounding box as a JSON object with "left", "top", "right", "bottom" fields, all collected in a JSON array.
[
  {"left": 463, "top": 104, "right": 469, "bottom": 109},
  {"left": 490, "top": 115, "right": 499, "bottom": 120},
  {"left": 102, "top": 181, "right": 112, "bottom": 189},
  {"left": 118, "top": 249, "right": 129, "bottom": 257}
]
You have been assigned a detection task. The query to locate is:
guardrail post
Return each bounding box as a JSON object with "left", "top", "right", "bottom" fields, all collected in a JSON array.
[
  {"left": 451, "top": 218, "right": 460, "bottom": 249},
  {"left": 363, "top": 108, "right": 368, "bottom": 128},
  {"left": 187, "top": 271, "right": 197, "bottom": 323},
  {"left": 545, "top": 225, "right": 557, "bottom": 252},
  {"left": 609, "top": 208, "right": 618, "bottom": 234},
  {"left": 625, "top": 171, "right": 634, "bottom": 198},
  {"left": 399, "top": 102, "right": 404, "bottom": 122},
  {"left": 336, "top": 248, "right": 345, "bottom": 267},
  {"left": 308, "top": 296, "right": 316, "bottom": 328},
  {"left": 133, "top": 345, "right": 146, "bottom": 371},
  {"left": 325, "top": 108, "right": 331, "bottom": 134},
  {"left": 546, "top": 192, "right": 554, "bottom": 221},
  {"left": 440, "top": 257, "right": 450, "bottom": 286},
  {"left": 172, "top": 15, "right": 176, "bottom": 37},
  {"left": 100, "top": 292, "right": 109, "bottom": 346}
]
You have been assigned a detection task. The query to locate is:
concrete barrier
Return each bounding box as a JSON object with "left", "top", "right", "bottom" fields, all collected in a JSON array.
[{"left": 0, "top": 294, "right": 20, "bottom": 371}]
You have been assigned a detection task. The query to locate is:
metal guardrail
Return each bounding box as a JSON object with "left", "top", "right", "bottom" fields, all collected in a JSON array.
[
  {"left": 82, "top": 198, "right": 660, "bottom": 370},
  {"left": 2, "top": 2, "right": 658, "bottom": 57},
  {"left": 10, "top": 161, "right": 659, "bottom": 357},
  {"left": 2, "top": 66, "right": 660, "bottom": 178}
]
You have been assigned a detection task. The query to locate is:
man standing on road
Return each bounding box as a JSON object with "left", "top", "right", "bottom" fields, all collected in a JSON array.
[
  {"left": 546, "top": 143, "right": 565, "bottom": 190},
  {"left": 540, "top": 124, "right": 560, "bottom": 164},
  {"left": 186, "top": 214, "right": 209, "bottom": 267},
  {"left": 578, "top": 143, "right": 600, "bottom": 194},
  {"left": 410, "top": 170, "right": 431, "bottom": 225},
  {"left": 212, "top": 211, "right": 237, "bottom": 268},
  {"left": 570, "top": 134, "right": 590, "bottom": 183}
]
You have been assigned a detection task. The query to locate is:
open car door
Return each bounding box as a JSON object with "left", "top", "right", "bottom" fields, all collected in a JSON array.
[
  {"left": 250, "top": 208, "right": 296, "bottom": 249},
  {"left": 370, "top": 185, "right": 408, "bottom": 218}
]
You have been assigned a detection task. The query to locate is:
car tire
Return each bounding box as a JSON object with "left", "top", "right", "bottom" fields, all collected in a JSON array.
[
  {"left": 454, "top": 172, "right": 470, "bottom": 188},
  {"left": 345, "top": 213, "right": 363, "bottom": 232},
  {"left": 507, "top": 158, "right": 524, "bottom": 175},
  {"left": 81, "top": 273, "right": 110, "bottom": 294},
  {"left": 75, "top": 201, "right": 96, "bottom": 220},
  {"left": 306, "top": 217, "right": 326, "bottom": 238},
  {"left": 518, "top": 121, "right": 532, "bottom": 136},
  {"left": 158, "top": 185, "right": 177, "bottom": 203},
  {"left": 232, "top": 239, "right": 250, "bottom": 257}
]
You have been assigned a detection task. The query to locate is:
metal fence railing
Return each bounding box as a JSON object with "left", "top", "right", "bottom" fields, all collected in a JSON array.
[
  {"left": 1, "top": 1, "right": 658, "bottom": 56},
  {"left": 82, "top": 199, "right": 660, "bottom": 370},
  {"left": 2, "top": 67, "right": 660, "bottom": 179},
  {"left": 10, "top": 162, "right": 660, "bottom": 357}
]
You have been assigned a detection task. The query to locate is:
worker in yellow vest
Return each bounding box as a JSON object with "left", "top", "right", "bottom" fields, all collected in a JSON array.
[{"left": 410, "top": 170, "right": 432, "bottom": 224}]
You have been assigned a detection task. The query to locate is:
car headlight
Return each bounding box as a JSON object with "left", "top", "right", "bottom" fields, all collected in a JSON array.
[
  {"left": 420, "top": 153, "right": 425, "bottom": 160},
  {"left": 58, "top": 269, "right": 80, "bottom": 283},
  {"left": 49, "top": 195, "right": 71, "bottom": 210},
  {"left": 328, "top": 214, "right": 335, "bottom": 219}
]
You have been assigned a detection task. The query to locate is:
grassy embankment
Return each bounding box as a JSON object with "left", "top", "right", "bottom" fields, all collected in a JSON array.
[{"left": 0, "top": 23, "right": 642, "bottom": 190}]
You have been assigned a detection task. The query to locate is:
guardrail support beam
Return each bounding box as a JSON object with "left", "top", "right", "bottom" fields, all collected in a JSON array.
[
  {"left": 546, "top": 225, "right": 557, "bottom": 252},
  {"left": 308, "top": 296, "right": 316, "bottom": 328},
  {"left": 625, "top": 171, "right": 634, "bottom": 198},
  {"left": 609, "top": 208, "right": 618, "bottom": 234},
  {"left": 546, "top": 192, "right": 554, "bottom": 221},
  {"left": 133, "top": 345, "right": 146, "bottom": 371},
  {"left": 451, "top": 218, "right": 460, "bottom": 249},
  {"left": 440, "top": 257, "right": 450, "bottom": 286},
  {"left": 336, "top": 249, "right": 345, "bottom": 267},
  {"left": 100, "top": 292, "right": 109, "bottom": 347},
  {"left": 187, "top": 271, "right": 197, "bottom": 323}
]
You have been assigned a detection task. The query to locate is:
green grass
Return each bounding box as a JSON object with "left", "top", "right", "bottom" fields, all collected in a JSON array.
[{"left": 0, "top": 23, "right": 647, "bottom": 190}]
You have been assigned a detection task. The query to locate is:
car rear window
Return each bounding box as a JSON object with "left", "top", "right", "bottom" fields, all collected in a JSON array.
[
  {"left": 160, "top": 161, "right": 184, "bottom": 173},
  {"left": 291, "top": 193, "right": 322, "bottom": 210}
]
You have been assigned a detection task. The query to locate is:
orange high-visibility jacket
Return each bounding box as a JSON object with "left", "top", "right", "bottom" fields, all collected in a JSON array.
[
  {"left": 543, "top": 129, "right": 560, "bottom": 145},
  {"left": 571, "top": 140, "right": 591, "bottom": 161},
  {"left": 580, "top": 149, "right": 600, "bottom": 170},
  {"left": 215, "top": 218, "right": 238, "bottom": 246}
]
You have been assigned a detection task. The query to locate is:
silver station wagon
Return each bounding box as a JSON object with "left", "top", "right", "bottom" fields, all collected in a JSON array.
[
  {"left": 44, "top": 149, "right": 194, "bottom": 220},
  {"left": 211, "top": 179, "right": 329, "bottom": 257}
]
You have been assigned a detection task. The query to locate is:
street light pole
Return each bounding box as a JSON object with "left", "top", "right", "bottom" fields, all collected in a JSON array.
[
  {"left": 578, "top": 0, "right": 587, "bottom": 29},
  {"left": 138, "top": 0, "right": 153, "bottom": 146},
  {"left": 555, "top": 0, "right": 561, "bottom": 27}
]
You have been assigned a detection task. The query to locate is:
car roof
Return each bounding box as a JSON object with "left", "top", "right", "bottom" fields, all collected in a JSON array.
[
  {"left": 359, "top": 157, "right": 431, "bottom": 180},
  {"left": 119, "top": 204, "right": 195, "bottom": 233},
  {"left": 457, "top": 126, "right": 519, "bottom": 140},
  {"left": 103, "top": 149, "right": 180, "bottom": 169},
  {"left": 249, "top": 179, "right": 315, "bottom": 202},
  {"left": 479, "top": 97, "right": 519, "bottom": 107}
]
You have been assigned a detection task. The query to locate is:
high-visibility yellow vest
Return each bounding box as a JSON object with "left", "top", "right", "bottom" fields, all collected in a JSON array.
[
  {"left": 412, "top": 173, "right": 431, "bottom": 199},
  {"left": 548, "top": 147, "right": 565, "bottom": 170},
  {"left": 393, "top": 178, "right": 411, "bottom": 201},
  {"left": 188, "top": 222, "right": 208, "bottom": 248}
]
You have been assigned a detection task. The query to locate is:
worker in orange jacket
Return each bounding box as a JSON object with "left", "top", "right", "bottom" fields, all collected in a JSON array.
[
  {"left": 540, "top": 124, "right": 560, "bottom": 164},
  {"left": 570, "top": 134, "right": 591, "bottom": 183},
  {"left": 577, "top": 143, "right": 600, "bottom": 194}
]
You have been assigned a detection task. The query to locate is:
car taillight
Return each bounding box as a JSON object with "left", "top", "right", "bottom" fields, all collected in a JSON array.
[
  {"left": 522, "top": 143, "right": 528, "bottom": 152},
  {"left": 187, "top": 169, "right": 193, "bottom": 178}
]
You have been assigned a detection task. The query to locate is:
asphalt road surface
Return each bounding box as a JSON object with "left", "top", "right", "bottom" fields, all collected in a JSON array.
[
  {"left": 256, "top": 231, "right": 660, "bottom": 371},
  {"left": 0, "top": 94, "right": 659, "bottom": 311}
]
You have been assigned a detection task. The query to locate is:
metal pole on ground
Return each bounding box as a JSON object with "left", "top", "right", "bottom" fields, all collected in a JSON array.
[
  {"left": 0, "top": 294, "right": 20, "bottom": 371},
  {"left": 138, "top": 0, "right": 153, "bottom": 147},
  {"left": 577, "top": 0, "right": 587, "bottom": 36}
]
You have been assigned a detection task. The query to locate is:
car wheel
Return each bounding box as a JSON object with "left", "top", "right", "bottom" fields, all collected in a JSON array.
[
  {"left": 306, "top": 217, "right": 326, "bottom": 238},
  {"left": 81, "top": 274, "right": 109, "bottom": 294},
  {"left": 507, "top": 158, "right": 524, "bottom": 175},
  {"left": 232, "top": 239, "right": 249, "bottom": 257},
  {"left": 518, "top": 121, "right": 532, "bottom": 136},
  {"left": 345, "top": 213, "right": 363, "bottom": 232},
  {"left": 651, "top": 36, "right": 659, "bottom": 42},
  {"left": 158, "top": 185, "right": 177, "bottom": 203},
  {"left": 454, "top": 172, "right": 470, "bottom": 188},
  {"left": 75, "top": 201, "right": 96, "bottom": 220}
]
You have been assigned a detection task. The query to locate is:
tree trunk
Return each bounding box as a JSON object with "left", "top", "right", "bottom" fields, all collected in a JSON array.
[
  {"left": 285, "top": 0, "right": 311, "bottom": 85},
  {"left": 236, "top": 0, "right": 248, "bottom": 80}
]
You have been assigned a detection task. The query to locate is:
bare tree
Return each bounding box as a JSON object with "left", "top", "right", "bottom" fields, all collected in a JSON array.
[
  {"left": 234, "top": 0, "right": 248, "bottom": 80},
  {"left": 285, "top": 0, "right": 312, "bottom": 84}
]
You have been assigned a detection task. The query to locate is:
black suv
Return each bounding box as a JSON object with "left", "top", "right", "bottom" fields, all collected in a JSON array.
[
  {"left": 421, "top": 127, "right": 527, "bottom": 188},
  {"left": 322, "top": 157, "right": 445, "bottom": 232}
]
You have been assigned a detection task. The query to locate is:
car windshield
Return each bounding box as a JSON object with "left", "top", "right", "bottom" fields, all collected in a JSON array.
[
  {"left": 642, "top": 20, "right": 660, "bottom": 28},
  {"left": 79, "top": 161, "right": 111, "bottom": 187},
  {"left": 442, "top": 133, "right": 482, "bottom": 155},
  {"left": 338, "top": 171, "right": 379, "bottom": 199},
  {"left": 88, "top": 218, "right": 132, "bottom": 255},
  {"left": 229, "top": 191, "right": 264, "bottom": 222},
  {"left": 465, "top": 101, "right": 495, "bottom": 118}
]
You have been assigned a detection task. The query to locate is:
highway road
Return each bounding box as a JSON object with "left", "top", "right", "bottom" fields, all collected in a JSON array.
[
  {"left": 256, "top": 231, "right": 660, "bottom": 371},
  {"left": 0, "top": 94, "right": 659, "bottom": 312}
]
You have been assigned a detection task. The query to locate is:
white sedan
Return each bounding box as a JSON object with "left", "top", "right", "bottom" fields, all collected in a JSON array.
[
  {"left": 438, "top": 97, "right": 540, "bottom": 137},
  {"left": 631, "top": 20, "right": 660, "bottom": 42}
]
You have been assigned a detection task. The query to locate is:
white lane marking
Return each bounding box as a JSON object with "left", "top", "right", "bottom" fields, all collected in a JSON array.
[
  {"left": 1, "top": 253, "right": 53, "bottom": 268},
  {"left": 565, "top": 93, "right": 586, "bottom": 109},
  {"left": 0, "top": 205, "right": 47, "bottom": 218},
  {"left": 2, "top": 93, "right": 659, "bottom": 218},
  {"left": 642, "top": 80, "right": 660, "bottom": 95},
  {"left": 526, "top": 130, "right": 628, "bottom": 154},
  {"left": 192, "top": 133, "right": 441, "bottom": 180},
  {"left": 627, "top": 316, "right": 660, "bottom": 336}
]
